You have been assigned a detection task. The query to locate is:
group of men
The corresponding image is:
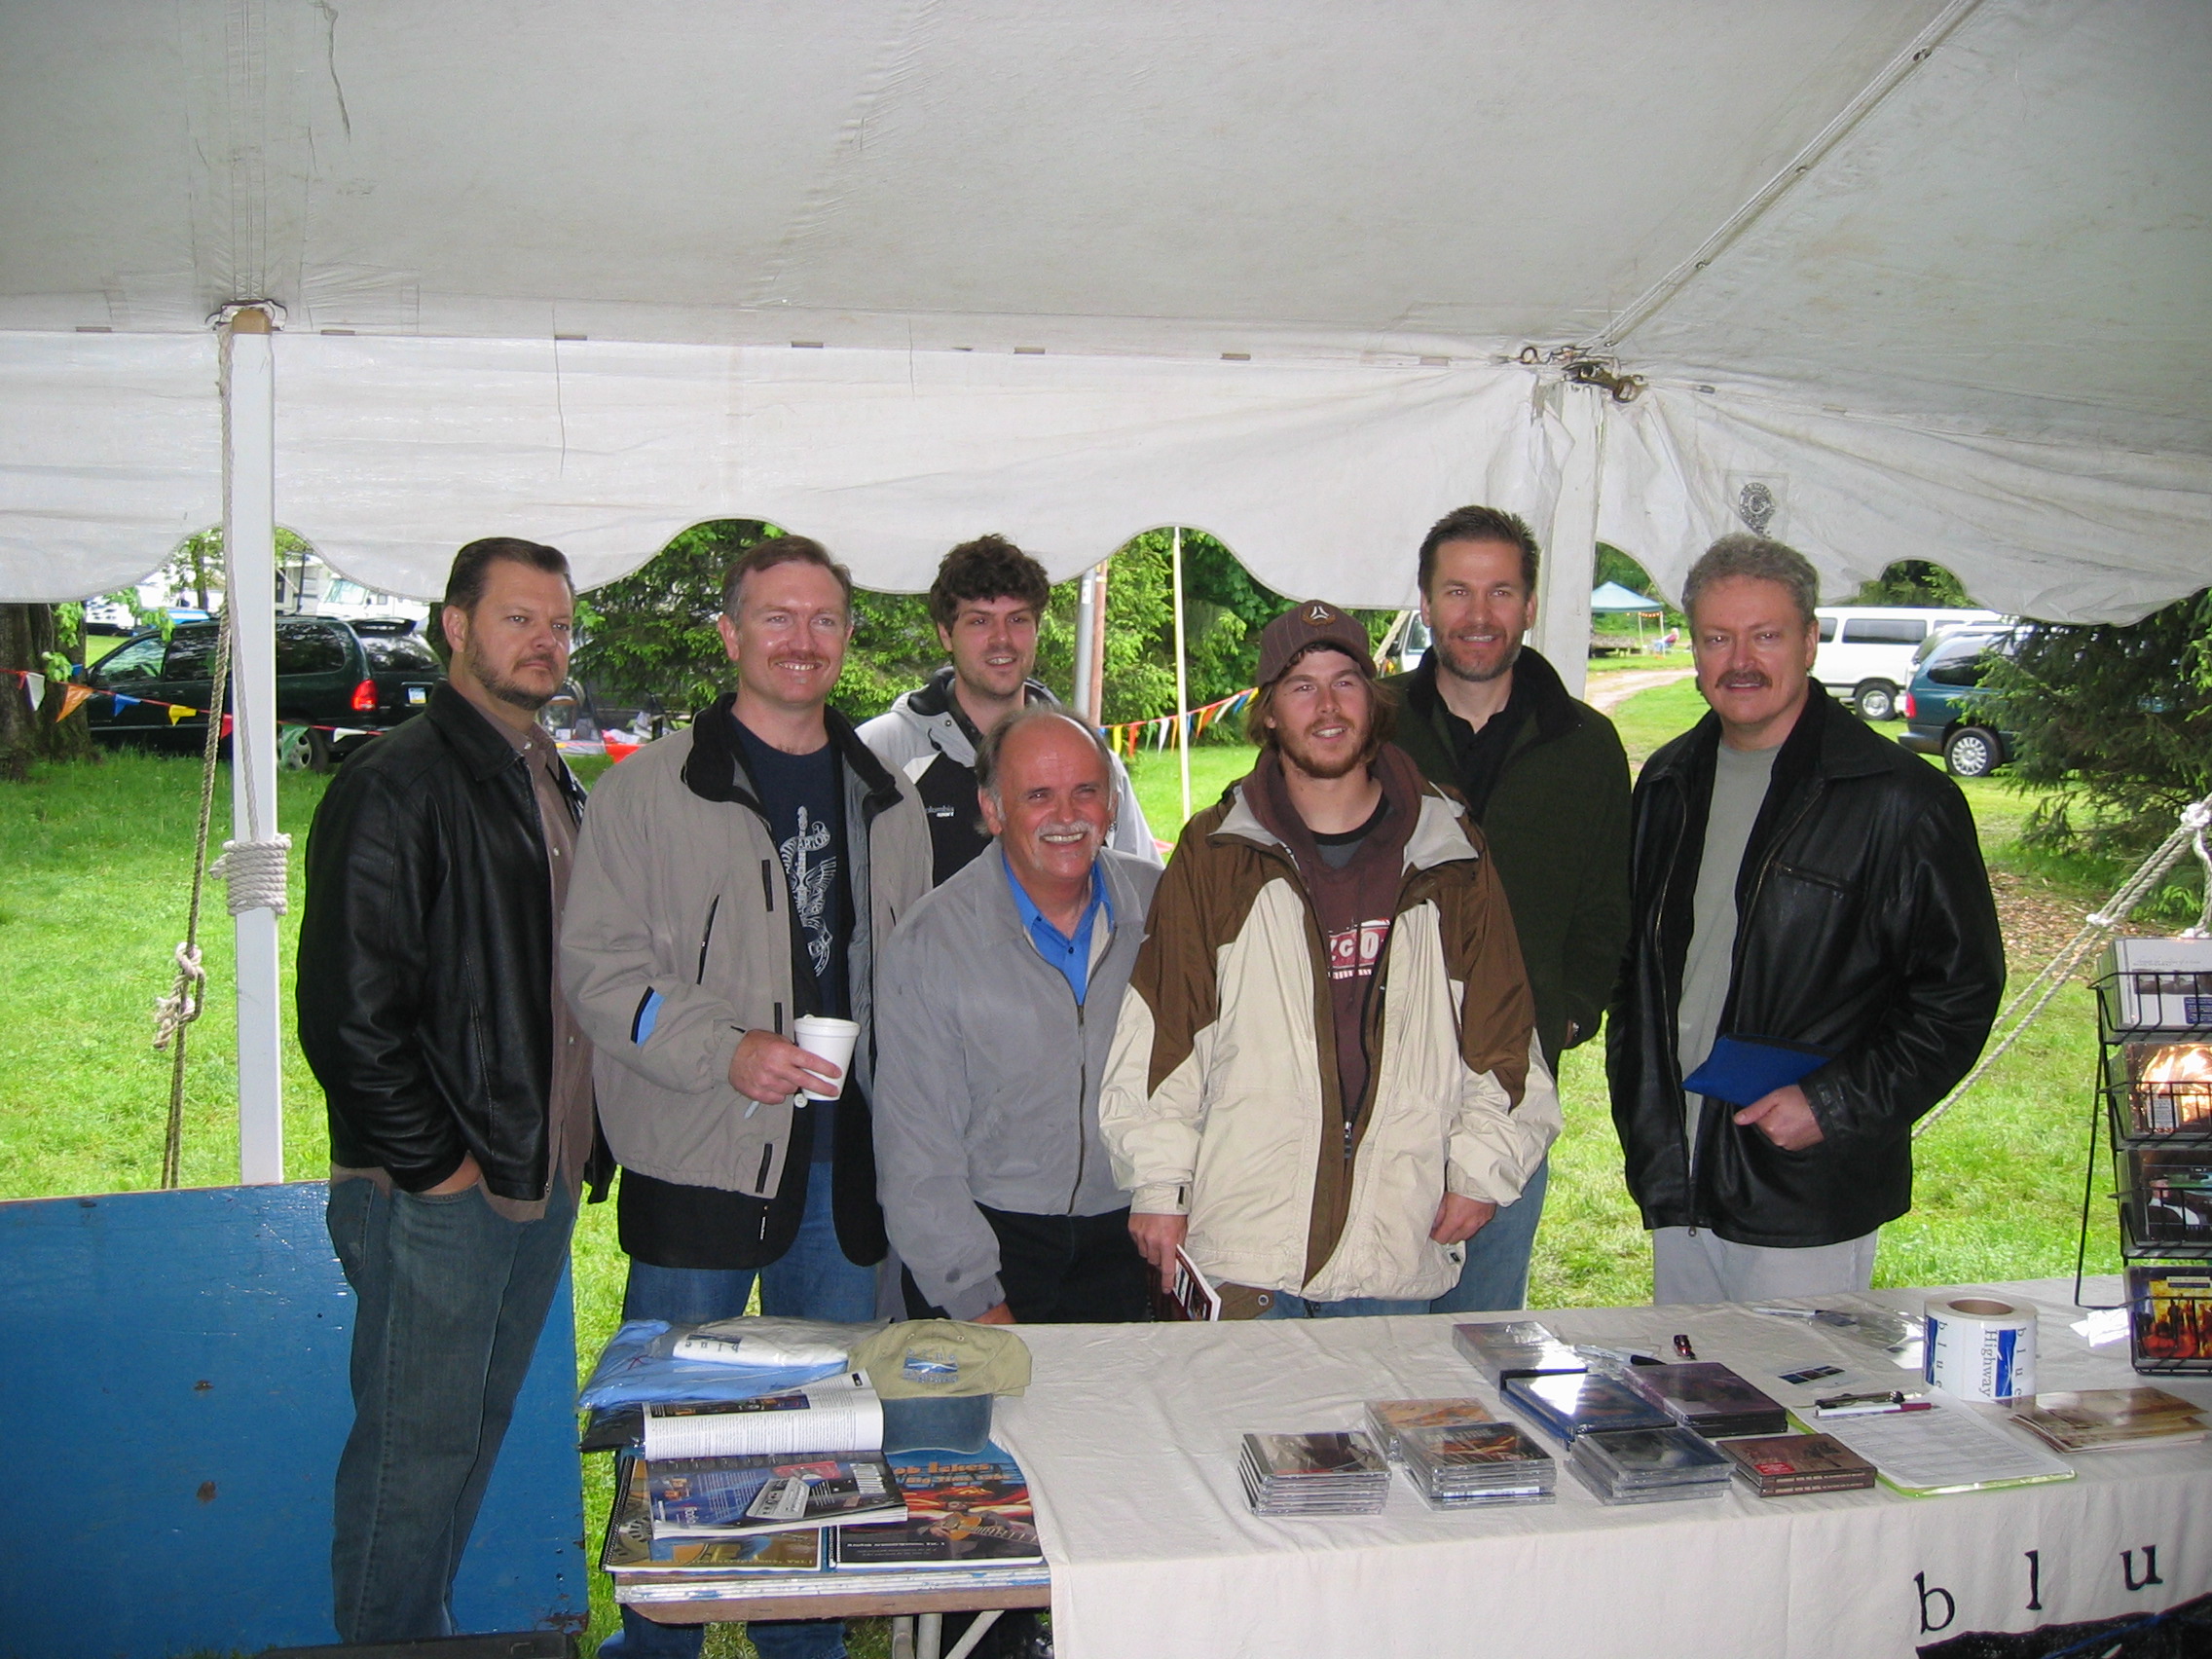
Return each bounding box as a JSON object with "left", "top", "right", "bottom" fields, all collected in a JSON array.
[{"left": 297, "top": 511, "right": 2004, "bottom": 1649}]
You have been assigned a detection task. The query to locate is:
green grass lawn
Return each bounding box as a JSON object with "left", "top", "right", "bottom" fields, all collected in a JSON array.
[{"left": 0, "top": 691, "right": 2148, "bottom": 1652}]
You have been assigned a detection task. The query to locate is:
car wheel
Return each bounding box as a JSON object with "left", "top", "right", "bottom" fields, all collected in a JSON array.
[
  {"left": 278, "top": 726, "right": 333, "bottom": 773},
  {"left": 1944, "top": 725, "right": 2001, "bottom": 778},
  {"left": 1853, "top": 681, "right": 1899, "bottom": 721}
]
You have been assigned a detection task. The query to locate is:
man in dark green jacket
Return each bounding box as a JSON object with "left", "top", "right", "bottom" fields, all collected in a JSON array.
[{"left": 1382, "top": 505, "right": 1632, "bottom": 1310}]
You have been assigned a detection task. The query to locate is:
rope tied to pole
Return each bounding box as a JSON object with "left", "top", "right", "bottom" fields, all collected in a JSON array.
[
  {"left": 211, "top": 833, "right": 292, "bottom": 915},
  {"left": 153, "top": 606, "right": 236, "bottom": 1187},
  {"left": 1914, "top": 787, "right": 2212, "bottom": 1139}
]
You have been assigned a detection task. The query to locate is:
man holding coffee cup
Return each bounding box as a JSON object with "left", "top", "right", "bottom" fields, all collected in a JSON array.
[
  {"left": 562, "top": 536, "right": 930, "bottom": 1659},
  {"left": 873, "top": 705, "right": 1162, "bottom": 1325}
]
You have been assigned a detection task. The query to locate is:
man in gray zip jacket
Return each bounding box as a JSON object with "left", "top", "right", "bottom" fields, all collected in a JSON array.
[
  {"left": 564, "top": 537, "right": 931, "bottom": 1659},
  {"left": 873, "top": 705, "right": 1162, "bottom": 1324}
]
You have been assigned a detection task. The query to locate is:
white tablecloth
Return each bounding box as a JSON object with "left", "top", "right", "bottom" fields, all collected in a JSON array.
[{"left": 989, "top": 1278, "right": 2209, "bottom": 1659}]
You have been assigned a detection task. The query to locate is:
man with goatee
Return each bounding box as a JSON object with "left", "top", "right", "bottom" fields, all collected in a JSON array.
[
  {"left": 1101, "top": 601, "right": 1559, "bottom": 1317},
  {"left": 300, "top": 537, "right": 603, "bottom": 1641}
]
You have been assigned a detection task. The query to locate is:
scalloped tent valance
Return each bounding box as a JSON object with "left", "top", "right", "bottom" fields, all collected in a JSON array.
[{"left": 1, "top": 0, "right": 2206, "bottom": 620}]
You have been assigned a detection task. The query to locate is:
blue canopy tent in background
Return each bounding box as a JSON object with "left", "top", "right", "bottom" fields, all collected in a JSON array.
[{"left": 1589, "top": 580, "right": 1667, "bottom": 613}]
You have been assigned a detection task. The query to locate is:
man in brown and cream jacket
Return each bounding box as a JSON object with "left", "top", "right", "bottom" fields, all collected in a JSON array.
[{"left": 1100, "top": 601, "right": 1560, "bottom": 1317}]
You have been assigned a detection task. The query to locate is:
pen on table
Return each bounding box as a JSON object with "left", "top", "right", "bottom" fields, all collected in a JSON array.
[{"left": 1819, "top": 1400, "right": 1935, "bottom": 1419}]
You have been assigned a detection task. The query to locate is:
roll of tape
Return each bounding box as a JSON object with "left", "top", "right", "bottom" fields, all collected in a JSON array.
[{"left": 1924, "top": 1295, "right": 2037, "bottom": 1402}]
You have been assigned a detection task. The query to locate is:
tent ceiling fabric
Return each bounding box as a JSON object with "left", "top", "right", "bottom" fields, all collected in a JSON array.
[{"left": 0, "top": 0, "right": 2205, "bottom": 617}]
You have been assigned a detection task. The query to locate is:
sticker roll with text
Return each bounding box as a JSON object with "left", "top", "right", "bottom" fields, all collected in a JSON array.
[{"left": 1923, "top": 1295, "right": 2037, "bottom": 1402}]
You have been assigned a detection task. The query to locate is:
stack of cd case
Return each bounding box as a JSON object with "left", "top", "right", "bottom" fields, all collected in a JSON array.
[
  {"left": 1567, "top": 1425, "right": 1733, "bottom": 1505},
  {"left": 1620, "top": 1362, "right": 1789, "bottom": 1439},
  {"left": 1716, "top": 1432, "right": 1878, "bottom": 1496},
  {"left": 1398, "top": 1420, "right": 1556, "bottom": 1508},
  {"left": 1453, "top": 1320, "right": 1587, "bottom": 1388},
  {"left": 1362, "top": 1397, "right": 1494, "bottom": 1460},
  {"left": 1502, "top": 1370, "right": 1673, "bottom": 1444},
  {"left": 1237, "top": 1431, "right": 1391, "bottom": 1516}
]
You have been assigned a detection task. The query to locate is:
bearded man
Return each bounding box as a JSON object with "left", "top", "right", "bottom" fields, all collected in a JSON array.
[
  {"left": 299, "top": 536, "right": 603, "bottom": 1641},
  {"left": 1100, "top": 601, "right": 1558, "bottom": 1317}
]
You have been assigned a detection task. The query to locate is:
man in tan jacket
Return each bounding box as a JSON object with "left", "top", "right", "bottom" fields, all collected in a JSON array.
[{"left": 1100, "top": 601, "right": 1559, "bottom": 1317}]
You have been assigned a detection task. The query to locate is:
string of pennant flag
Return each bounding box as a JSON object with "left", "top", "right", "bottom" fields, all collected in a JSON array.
[
  {"left": 1097, "top": 686, "right": 1254, "bottom": 758},
  {"left": 10, "top": 665, "right": 1257, "bottom": 761},
  {"left": 0, "top": 667, "right": 387, "bottom": 743}
]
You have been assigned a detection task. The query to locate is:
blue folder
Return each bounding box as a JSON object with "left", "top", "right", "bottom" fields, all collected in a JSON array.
[{"left": 1682, "top": 1035, "right": 1830, "bottom": 1106}]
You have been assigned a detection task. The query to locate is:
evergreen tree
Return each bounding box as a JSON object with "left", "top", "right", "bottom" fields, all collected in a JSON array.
[
  {"left": 1850, "top": 560, "right": 1972, "bottom": 608},
  {"left": 1985, "top": 588, "right": 2212, "bottom": 865}
]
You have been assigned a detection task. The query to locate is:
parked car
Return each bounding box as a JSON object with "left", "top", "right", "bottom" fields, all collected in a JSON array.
[
  {"left": 1813, "top": 607, "right": 2004, "bottom": 720},
  {"left": 1899, "top": 627, "right": 2020, "bottom": 777},
  {"left": 82, "top": 615, "right": 444, "bottom": 769}
]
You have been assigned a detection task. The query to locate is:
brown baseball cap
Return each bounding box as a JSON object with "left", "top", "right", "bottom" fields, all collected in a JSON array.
[{"left": 1255, "top": 599, "right": 1375, "bottom": 688}]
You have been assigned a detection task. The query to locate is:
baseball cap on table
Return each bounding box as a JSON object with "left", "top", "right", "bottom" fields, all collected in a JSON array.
[
  {"left": 850, "top": 1320, "right": 1033, "bottom": 1455},
  {"left": 1255, "top": 599, "right": 1376, "bottom": 688}
]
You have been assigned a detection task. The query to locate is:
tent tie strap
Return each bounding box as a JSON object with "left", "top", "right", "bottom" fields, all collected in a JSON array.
[
  {"left": 211, "top": 834, "right": 292, "bottom": 916},
  {"left": 1916, "top": 787, "right": 2212, "bottom": 1138},
  {"left": 152, "top": 941, "right": 206, "bottom": 1053}
]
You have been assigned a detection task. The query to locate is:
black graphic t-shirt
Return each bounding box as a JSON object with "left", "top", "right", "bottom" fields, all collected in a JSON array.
[{"left": 733, "top": 719, "right": 853, "bottom": 1161}]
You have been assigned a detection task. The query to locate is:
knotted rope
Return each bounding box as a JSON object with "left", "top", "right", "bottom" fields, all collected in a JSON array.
[{"left": 153, "top": 609, "right": 235, "bottom": 1186}]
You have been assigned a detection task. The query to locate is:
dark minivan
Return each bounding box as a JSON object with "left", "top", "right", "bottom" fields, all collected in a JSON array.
[{"left": 84, "top": 616, "right": 444, "bottom": 769}]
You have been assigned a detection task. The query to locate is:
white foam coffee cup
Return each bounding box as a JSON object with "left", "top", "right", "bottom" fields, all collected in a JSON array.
[{"left": 792, "top": 1015, "right": 860, "bottom": 1102}]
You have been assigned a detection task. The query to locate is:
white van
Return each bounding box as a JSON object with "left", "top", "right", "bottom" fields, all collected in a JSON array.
[{"left": 1812, "top": 608, "right": 2002, "bottom": 719}]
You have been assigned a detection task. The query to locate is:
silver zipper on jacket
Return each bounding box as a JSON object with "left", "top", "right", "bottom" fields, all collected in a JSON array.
[{"left": 697, "top": 895, "right": 720, "bottom": 983}]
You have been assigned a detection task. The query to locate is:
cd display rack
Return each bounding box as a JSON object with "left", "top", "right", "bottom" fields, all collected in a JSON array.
[{"left": 2078, "top": 940, "right": 2212, "bottom": 1376}]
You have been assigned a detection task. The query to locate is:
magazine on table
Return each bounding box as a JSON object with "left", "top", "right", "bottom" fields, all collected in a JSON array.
[
  {"left": 2007, "top": 1386, "right": 2206, "bottom": 1453},
  {"left": 646, "top": 1450, "right": 906, "bottom": 1537},
  {"left": 835, "top": 1445, "right": 1045, "bottom": 1569},
  {"left": 641, "top": 1372, "right": 883, "bottom": 1460},
  {"left": 602, "top": 1455, "right": 827, "bottom": 1575}
]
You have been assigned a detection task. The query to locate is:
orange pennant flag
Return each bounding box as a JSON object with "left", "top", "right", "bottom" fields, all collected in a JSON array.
[{"left": 57, "top": 683, "right": 92, "bottom": 721}]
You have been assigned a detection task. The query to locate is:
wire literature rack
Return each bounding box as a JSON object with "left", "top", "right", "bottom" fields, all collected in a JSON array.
[{"left": 2076, "top": 943, "right": 2212, "bottom": 1376}]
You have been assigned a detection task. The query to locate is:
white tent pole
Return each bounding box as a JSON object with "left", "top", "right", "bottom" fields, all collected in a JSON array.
[
  {"left": 1071, "top": 565, "right": 1099, "bottom": 723},
  {"left": 1534, "top": 388, "right": 1604, "bottom": 703},
  {"left": 222, "top": 307, "right": 285, "bottom": 1185},
  {"left": 1170, "top": 528, "right": 1191, "bottom": 826}
]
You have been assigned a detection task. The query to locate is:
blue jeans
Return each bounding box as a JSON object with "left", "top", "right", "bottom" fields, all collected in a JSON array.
[
  {"left": 326, "top": 1174, "right": 576, "bottom": 1642},
  {"left": 1428, "top": 1156, "right": 1549, "bottom": 1314},
  {"left": 600, "top": 1161, "right": 873, "bottom": 1659}
]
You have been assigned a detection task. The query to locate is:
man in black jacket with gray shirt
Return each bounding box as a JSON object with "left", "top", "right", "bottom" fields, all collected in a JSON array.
[
  {"left": 873, "top": 705, "right": 1161, "bottom": 1324},
  {"left": 1609, "top": 534, "right": 2004, "bottom": 1304}
]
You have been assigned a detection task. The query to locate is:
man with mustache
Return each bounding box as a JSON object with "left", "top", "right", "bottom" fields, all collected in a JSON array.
[
  {"left": 1610, "top": 535, "right": 2004, "bottom": 1303},
  {"left": 873, "top": 706, "right": 1161, "bottom": 1328},
  {"left": 1101, "top": 601, "right": 1558, "bottom": 1316},
  {"left": 1382, "top": 505, "right": 1632, "bottom": 1312},
  {"left": 563, "top": 536, "right": 931, "bottom": 1659},
  {"left": 859, "top": 535, "right": 1157, "bottom": 885},
  {"left": 299, "top": 537, "right": 604, "bottom": 1641}
]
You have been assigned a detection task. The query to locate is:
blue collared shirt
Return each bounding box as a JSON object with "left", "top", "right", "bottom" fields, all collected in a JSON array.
[{"left": 1002, "top": 853, "right": 1113, "bottom": 1004}]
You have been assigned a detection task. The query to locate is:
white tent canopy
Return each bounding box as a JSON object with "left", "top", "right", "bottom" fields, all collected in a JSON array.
[{"left": 3, "top": 0, "right": 2207, "bottom": 621}]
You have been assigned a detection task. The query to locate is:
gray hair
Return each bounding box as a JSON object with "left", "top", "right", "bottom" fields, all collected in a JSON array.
[
  {"left": 1681, "top": 533, "right": 1821, "bottom": 629},
  {"left": 974, "top": 704, "right": 1117, "bottom": 808}
]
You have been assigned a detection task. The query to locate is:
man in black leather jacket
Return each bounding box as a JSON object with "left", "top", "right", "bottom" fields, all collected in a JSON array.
[
  {"left": 298, "top": 538, "right": 603, "bottom": 1641},
  {"left": 1608, "top": 534, "right": 2004, "bottom": 1304}
]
